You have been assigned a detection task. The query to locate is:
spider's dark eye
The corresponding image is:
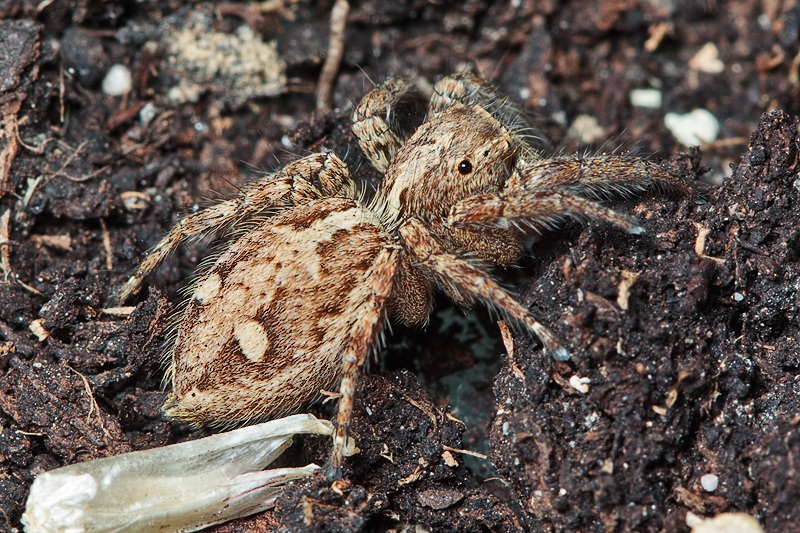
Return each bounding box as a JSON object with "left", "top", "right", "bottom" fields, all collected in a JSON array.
[{"left": 457, "top": 159, "right": 473, "bottom": 175}]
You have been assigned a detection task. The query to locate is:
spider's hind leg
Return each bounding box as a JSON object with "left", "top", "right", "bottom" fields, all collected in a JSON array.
[{"left": 113, "top": 152, "right": 354, "bottom": 303}]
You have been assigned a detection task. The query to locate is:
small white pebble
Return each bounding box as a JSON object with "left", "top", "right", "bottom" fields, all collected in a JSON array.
[
  {"left": 102, "top": 64, "right": 132, "bottom": 96},
  {"left": 700, "top": 473, "right": 719, "bottom": 492},
  {"left": 558, "top": 488, "right": 567, "bottom": 496},
  {"left": 664, "top": 109, "right": 720, "bottom": 147},
  {"left": 569, "top": 375, "right": 591, "bottom": 394},
  {"left": 139, "top": 103, "right": 157, "bottom": 127},
  {"left": 502, "top": 421, "right": 510, "bottom": 435},
  {"left": 550, "top": 109, "right": 567, "bottom": 126},
  {"left": 733, "top": 292, "right": 745, "bottom": 302},
  {"left": 689, "top": 42, "right": 725, "bottom": 74},
  {"left": 630, "top": 88, "right": 663, "bottom": 109}
]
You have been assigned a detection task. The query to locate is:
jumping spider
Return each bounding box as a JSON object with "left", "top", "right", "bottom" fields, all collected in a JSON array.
[{"left": 115, "top": 72, "right": 690, "bottom": 476}]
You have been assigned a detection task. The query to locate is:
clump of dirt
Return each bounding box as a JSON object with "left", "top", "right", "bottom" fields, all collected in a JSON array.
[
  {"left": 489, "top": 110, "right": 800, "bottom": 532},
  {"left": 271, "top": 371, "right": 523, "bottom": 532}
]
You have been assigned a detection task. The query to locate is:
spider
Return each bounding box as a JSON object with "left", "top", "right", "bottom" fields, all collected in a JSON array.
[{"left": 114, "top": 72, "right": 690, "bottom": 477}]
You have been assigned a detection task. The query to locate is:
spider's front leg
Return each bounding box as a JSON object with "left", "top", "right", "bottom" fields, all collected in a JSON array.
[
  {"left": 429, "top": 73, "right": 534, "bottom": 136},
  {"left": 398, "top": 218, "right": 569, "bottom": 361},
  {"left": 511, "top": 155, "right": 692, "bottom": 199},
  {"left": 448, "top": 156, "right": 690, "bottom": 232},
  {"left": 113, "top": 152, "right": 353, "bottom": 304},
  {"left": 448, "top": 188, "right": 645, "bottom": 234}
]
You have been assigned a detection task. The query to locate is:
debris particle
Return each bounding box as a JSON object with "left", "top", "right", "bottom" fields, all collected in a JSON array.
[
  {"left": 119, "top": 191, "right": 151, "bottom": 211},
  {"left": 568, "top": 375, "right": 591, "bottom": 394},
  {"left": 568, "top": 114, "right": 604, "bottom": 143},
  {"left": 700, "top": 473, "right": 719, "bottom": 492},
  {"left": 664, "top": 109, "right": 720, "bottom": 146},
  {"left": 29, "top": 319, "right": 49, "bottom": 341},
  {"left": 652, "top": 405, "right": 667, "bottom": 416},
  {"left": 138, "top": 103, "right": 157, "bottom": 127},
  {"left": 22, "top": 414, "right": 332, "bottom": 533},
  {"left": 694, "top": 225, "right": 711, "bottom": 257},
  {"left": 630, "top": 88, "right": 663, "bottom": 109},
  {"left": 441, "top": 450, "right": 458, "bottom": 467},
  {"left": 687, "top": 512, "right": 764, "bottom": 533},
  {"left": 30, "top": 234, "right": 72, "bottom": 251},
  {"left": 665, "top": 388, "right": 678, "bottom": 407},
  {"left": 163, "top": 10, "right": 285, "bottom": 107},
  {"left": 316, "top": 0, "right": 349, "bottom": 112},
  {"left": 101, "top": 65, "right": 132, "bottom": 96},
  {"left": 616, "top": 270, "right": 640, "bottom": 311},
  {"left": 689, "top": 43, "right": 725, "bottom": 74},
  {"left": 101, "top": 306, "right": 136, "bottom": 317}
]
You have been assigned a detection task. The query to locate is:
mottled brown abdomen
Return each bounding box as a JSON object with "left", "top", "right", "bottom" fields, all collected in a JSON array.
[{"left": 164, "top": 197, "right": 392, "bottom": 427}]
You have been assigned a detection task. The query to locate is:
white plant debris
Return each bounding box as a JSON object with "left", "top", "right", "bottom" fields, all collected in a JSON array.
[
  {"left": 163, "top": 9, "right": 285, "bottom": 107},
  {"left": 22, "top": 414, "right": 333, "bottom": 533},
  {"left": 686, "top": 512, "right": 764, "bottom": 533},
  {"left": 689, "top": 43, "right": 725, "bottom": 74},
  {"left": 664, "top": 109, "right": 720, "bottom": 147}
]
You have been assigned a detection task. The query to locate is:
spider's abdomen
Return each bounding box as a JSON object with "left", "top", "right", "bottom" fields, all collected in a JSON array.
[{"left": 164, "top": 197, "right": 392, "bottom": 427}]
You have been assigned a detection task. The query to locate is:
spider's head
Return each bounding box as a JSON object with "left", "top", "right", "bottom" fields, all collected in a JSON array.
[{"left": 380, "top": 102, "right": 517, "bottom": 223}]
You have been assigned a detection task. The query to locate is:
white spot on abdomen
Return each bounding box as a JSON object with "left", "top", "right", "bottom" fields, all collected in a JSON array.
[
  {"left": 194, "top": 272, "right": 222, "bottom": 303},
  {"left": 233, "top": 318, "right": 270, "bottom": 362}
]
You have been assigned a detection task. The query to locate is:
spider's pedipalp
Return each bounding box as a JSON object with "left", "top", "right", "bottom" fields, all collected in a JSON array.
[
  {"left": 399, "top": 218, "right": 569, "bottom": 361},
  {"left": 113, "top": 152, "right": 353, "bottom": 304},
  {"left": 352, "top": 77, "right": 422, "bottom": 173}
]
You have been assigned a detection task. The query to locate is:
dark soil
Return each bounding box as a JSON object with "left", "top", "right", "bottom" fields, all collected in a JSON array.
[{"left": 1, "top": 1, "right": 799, "bottom": 532}]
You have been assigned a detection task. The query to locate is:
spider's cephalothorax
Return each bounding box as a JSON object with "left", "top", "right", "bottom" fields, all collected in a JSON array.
[{"left": 115, "top": 72, "right": 690, "bottom": 476}]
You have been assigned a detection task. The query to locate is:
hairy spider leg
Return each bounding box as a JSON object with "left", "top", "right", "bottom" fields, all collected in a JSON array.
[
  {"left": 399, "top": 217, "right": 569, "bottom": 361},
  {"left": 351, "top": 77, "right": 422, "bottom": 173},
  {"left": 114, "top": 152, "right": 355, "bottom": 303},
  {"left": 328, "top": 247, "right": 399, "bottom": 478}
]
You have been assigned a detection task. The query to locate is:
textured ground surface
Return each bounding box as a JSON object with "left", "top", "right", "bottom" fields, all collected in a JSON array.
[{"left": 0, "top": 1, "right": 798, "bottom": 531}]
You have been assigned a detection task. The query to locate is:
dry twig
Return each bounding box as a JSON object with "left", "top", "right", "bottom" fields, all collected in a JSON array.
[{"left": 316, "top": 0, "right": 349, "bottom": 112}]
